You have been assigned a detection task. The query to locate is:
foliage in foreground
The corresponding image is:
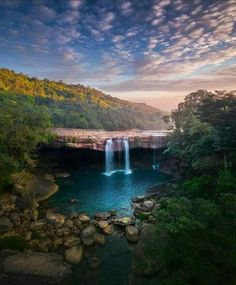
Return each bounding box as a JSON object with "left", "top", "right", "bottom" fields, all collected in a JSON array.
[{"left": 141, "top": 90, "right": 236, "bottom": 285}]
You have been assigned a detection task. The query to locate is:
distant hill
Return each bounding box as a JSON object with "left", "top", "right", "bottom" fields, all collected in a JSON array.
[{"left": 0, "top": 68, "right": 167, "bottom": 130}]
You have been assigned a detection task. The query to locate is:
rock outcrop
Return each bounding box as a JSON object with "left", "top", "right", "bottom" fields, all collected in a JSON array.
[{"left": 0, "top": 250, "right": 72, "bottom": 284}]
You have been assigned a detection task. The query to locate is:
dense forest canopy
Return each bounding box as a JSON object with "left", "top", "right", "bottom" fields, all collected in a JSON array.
[
  {"left": 0, "top": 68, "right": 166, "bottom": 130},
  {"left": 137, "top": 90, "right": 236, "bottom": 285}
]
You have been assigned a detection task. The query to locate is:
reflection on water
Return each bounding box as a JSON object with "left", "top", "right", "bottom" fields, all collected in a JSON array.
[{"left": 48, "top": 167, "right": 169, "bottom": 215}]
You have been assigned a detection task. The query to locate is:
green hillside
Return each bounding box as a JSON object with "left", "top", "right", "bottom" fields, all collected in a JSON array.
[{"left": 0, "top": 68, "right": 166, "bottom": 130}]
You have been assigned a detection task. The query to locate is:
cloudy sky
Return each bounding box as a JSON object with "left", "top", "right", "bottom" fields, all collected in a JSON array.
[{"left": 0, "top": 0, "right": 235, "bottom": 110}]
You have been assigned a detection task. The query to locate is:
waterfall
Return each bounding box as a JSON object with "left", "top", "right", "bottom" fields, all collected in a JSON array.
[
  {"left": 152, "top": 136, "right": 159, "bottom": 170},
  {"left": 123, "top": 137, "right": 132, "bottom": 174},
  {"left": 105, "top": 138, "right": 114, "bottom": 175}
]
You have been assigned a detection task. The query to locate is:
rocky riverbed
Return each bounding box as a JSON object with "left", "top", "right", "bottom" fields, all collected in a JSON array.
[{"left": 0, "top": 186, "right": 162, "bottom": 285}]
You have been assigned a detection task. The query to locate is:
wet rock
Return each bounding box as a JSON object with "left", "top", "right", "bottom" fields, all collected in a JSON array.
[
  {"left": 57, "top": 226, "right": 71, "bottom": 237},
  {"left": 69, "top": 198, "right": 79, "bottom": 204},
  {"left": 126, "top": 225, "right": 139, "bottom": 242},
  {"left": 10, "top": 212, "right": 21, "bottom": 225},
  {"left": 79, "top": 214, "right": 90, "bottom": 223},
  {"left": 24, "top": 208, "right": 38, "bottom": 221},
  {"left": 98, "top": 220, "right": 109, "bottom": 229},
  {"left": 24, "top": 231, "right": 32, "bottom": 241},
  {"left": 13, "top": 171, "right": 58, "bottom": 203},
  {"left": 55, "top": 172, "right": 70, "bottom": 178},
  {"left": 30, "top": 219, "right": 47, "bottom": 230},
  {"left": 134, "top": 210, "right": 152, "bottom": 219},
  {"left": 114, "top": 217, "right": 135, "bottom": 226},
  {"left": 0, "top": 250, "right": 72, "bottom": 282},
  {"left": 94, "top": 233, "right": 105, "bottom": 245},
  {"left": 65, "top": 246, "right": 82, "bottom": 264},
  {"left": 46, "top": 212, "right": 65, "bottom": 227},
  {"left": 0, "top": 216, "right": 14, "bottom": 232},
  {"left": 103, "top": 224, "right": 113, "bottom": 235},
  {"left": 98, "top": 220, "right": 113, "bottom": 235},
  {"left": 64, "top": 236, "right": 81, "bottom": 248},
  {"left": 53, "top": 238, "right": 63, "bottom": 250},
  {"left": 95, "top": 212, "right": 111, "bottom": 220},
  {"left": 88, "top": 256, "right": 101, "bottom": 268},
  {"left": 74, "top": 218, "right": 82, "bottom": 228},
  {"left": 81, "top": 225, "right": 96, "bottom": 246},
  {"left": 132, "top": 195, "right": 145, "bottom": 203},
  {"left": 143, "top": 200, "right": 155, "bottom": 210},
  {"left": 63, "top": 219, "right": 74, "bottom": 229}
]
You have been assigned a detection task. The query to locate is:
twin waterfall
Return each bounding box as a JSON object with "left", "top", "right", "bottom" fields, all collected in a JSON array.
[{"left": 105, "top": 137, "right": 131, "bottom": 176}]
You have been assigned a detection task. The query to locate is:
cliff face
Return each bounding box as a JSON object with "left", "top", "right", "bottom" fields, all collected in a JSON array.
[{"left": 49, "top": 128, "right": 169, "bottom": 151}]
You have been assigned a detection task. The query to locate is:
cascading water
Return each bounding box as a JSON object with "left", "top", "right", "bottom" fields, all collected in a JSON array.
[
  {"left": 152, "top": 135, "right": 159, "bottom": 170},
  {"left": 123, "top": 137, "right": 132, "bottom": 174},
  {"left": 105, "top": 138, "right": 114, "bottom": 176}
]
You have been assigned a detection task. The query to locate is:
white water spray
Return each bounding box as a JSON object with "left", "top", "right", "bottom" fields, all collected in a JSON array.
[
  {"left": 123, "top": 137, "right": 132, "bottom": 174},
  {"left": 105, "top": 138, "right": 114, "bottom": 175}
]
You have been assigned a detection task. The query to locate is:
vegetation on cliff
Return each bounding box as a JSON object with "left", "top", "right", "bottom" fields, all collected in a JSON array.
[
  {"left": 0, "top": 68, "right": 166, "bottom": 130},
  {"left": 0, "top": 92, "right": 52, "bottom": 189},
  {"left": 138, "top": 90, "right": 236, "bottom": 285}
]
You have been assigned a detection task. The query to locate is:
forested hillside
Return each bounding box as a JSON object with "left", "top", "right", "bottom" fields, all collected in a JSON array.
[
  {"left": 136, "top": 90, "right": 236, "bottom": 284},
  {"left": 0, "top": 68, "right": 166, "bottom": 130}
]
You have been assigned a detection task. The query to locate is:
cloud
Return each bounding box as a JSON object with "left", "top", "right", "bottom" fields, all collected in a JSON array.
[
  {"left": 68, "top": 0, "right": 82, "bottom": 9},
  {"left": 120, "top": 1, "right": 133, "bottom": 15}
]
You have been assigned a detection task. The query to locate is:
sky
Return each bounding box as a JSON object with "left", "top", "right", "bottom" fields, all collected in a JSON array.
[{"left": 0, "top": 0, "right": 235, "bottom": 110}]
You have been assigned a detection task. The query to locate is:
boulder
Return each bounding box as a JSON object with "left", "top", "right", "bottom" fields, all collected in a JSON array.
[
  {"left": 133, "top": 224, "right": 158, "bottom": 275},
  {"left": 95, "top": 212, "right": 111, "bottom": 220},
  {"left": 88, "top": 256, "right": 101, "bottom": 268},
  {"left": 10, "top": 212, "right": 21, "bottom": 225},
  {"left": 24, "top": 231, "right": 32, "bottom": 241},
  {"left": 103, "top": 224, "right": 113, "bottom": 235},
  {"left": 56, "top": 226, "right": 71, "bottom": 237},
  {"left": 65, "top": 246, "right": 82, "bottom": 264},
  {"left": 0, "top": 216, "right": 14, "bottom": 232},
  {"left": 69, "top": 198, "right": 79, "bottom": 204},
  {"left": 13, "top": 171, "right": 58, "bottom": 203},
  {"left": 78, "top": 214, "right": 90, "bottom": 223},
  {"left": 125, "top": 225, "right": 139, "bottom": 242},
  {"left": 94, "top": 233, "right": 105, "bottom": 245},
  {"left": 114, "top": 217, "right": 135, "bottom": 226},
  {"left": 63, "top": 219, "right": 74, "bottom": 229},
  {"left": 132, "top": 195, "right": 145, "bottom": 203},
  {"left": 98, "top": 220, "right": 109, "bottom": 229},
  {"left": 55, "top": 172, "right": 70, "bottom": 178},
  {"left": 64, "top": 236, "right": 81, "bottom": 248},
  {"left": 46, "top": 212, "right": 65, "bottom": 227},
  {"left": 143, "top": 200, "right": 155, "bottom": 210},
  {"left": 0, "top": 250, "right": 72, "bottom": 283},
  {"left": 81, "top": 225, "right": 96, "bottom": 246},
  {"left": 30, "top": 219, "right": 47, "bottom": 230},
  {"left": 74, "top": 218, "right": 82, "bottom": 228}
]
